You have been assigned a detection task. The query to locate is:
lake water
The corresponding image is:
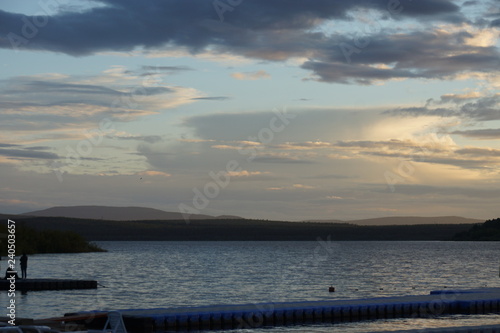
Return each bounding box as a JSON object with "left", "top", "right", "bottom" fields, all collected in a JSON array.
[{"left": 2, "top": 241, "right": 500, "bottom": 332}]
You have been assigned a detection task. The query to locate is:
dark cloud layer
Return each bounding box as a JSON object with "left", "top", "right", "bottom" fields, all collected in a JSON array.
[
  {"left": 302, "top": 30, "right": 500, "bottom": 84},
  {"left": 0, "top": 0, "right": 463, "bottom": 54},
  {"left": 0, "top": 0, "right": 486, "bottom": 84},
  {"left": 191, "top": 96, "right": 230, "bottom": 101},
  {"left": 452, "top": 128, "right": 500, "bottom": 139},
  {"left": 0, "top": 148, "right": 59, "bottom": 159},
  {"left": 110, "top": 134, "right": 163, "bottom": 144},
  {"left": 0, "top": 143, "right": 19, "bottom": 148}
]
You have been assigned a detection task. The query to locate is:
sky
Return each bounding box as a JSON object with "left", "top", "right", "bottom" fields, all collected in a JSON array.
[{"left": 0, "top": 0, "right": 499, "bottom": 221}]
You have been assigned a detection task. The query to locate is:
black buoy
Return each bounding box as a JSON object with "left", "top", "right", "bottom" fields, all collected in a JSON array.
[{"left": 329, "top": 286, "right": 335, "bottom": 292}]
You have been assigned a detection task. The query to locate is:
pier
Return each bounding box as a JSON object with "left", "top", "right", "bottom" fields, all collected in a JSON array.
[
  {"left": 68, "top": 288, "right": 500, "bottom": 332},
  {"left": 0, "top": 279, "right": 98, "bottom": 291}
]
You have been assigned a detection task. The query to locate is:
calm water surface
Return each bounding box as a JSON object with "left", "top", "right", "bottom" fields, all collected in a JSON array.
[{"left": 2, "top": 241, "right": 500, "bottom": 332}]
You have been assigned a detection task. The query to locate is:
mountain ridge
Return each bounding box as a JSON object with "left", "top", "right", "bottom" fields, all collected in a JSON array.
[
  {"left": 20, "top": 205, "right": 482, "bottom": 225},
  {"left": 314, "top": 216, "right": 481, "bottom": 226},
  {"left": 23, "top": 205, "right": 241, "bottom": 221}
]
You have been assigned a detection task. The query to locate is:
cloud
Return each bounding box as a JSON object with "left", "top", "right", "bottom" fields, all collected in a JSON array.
[
  {"left": 433, "top": 91, "right": 484, "bottom": 104},
  {"left": 370, "top": 151, "right": 494, "bottom": 170},
  {"left": 0, "top": 148, "right": 59, "bottom": 160},
  {"left": 336, "top": 137, "right": 455, "bottom": 152},
  {"left": 210, "top": 140, "right": 263, "bottom": 150},
  {"left": 191, "top": 96, "right": 231, "bottom": 101},
  {"left": 302, "top": 26, "right": 500, "bottom": 84},
  {"left": 109, "top": 133, "right": 164, "bottom": 144},
  {"left": 372, "top": 184, "right": 500, "bottom": 200},
  {"left": 273, "top": 141, "right": 333, "bottom": 150},
  {"left": 141, "top": 65, "right": 194, "bottom": 73},
  {"left": 231, "top": 70, "right": 271, "bottom": 80},
  {"left": 182, "top": 108, "right": 387, "bottom": 143},
  {"left": 211, "top": 144, "right": 242, "bottom": 150},
  {"left": 302, "top": 174, "right": 354, "bottom": 180},
  {"left": 175, "top": 103, "right": 500, "bottom": 178},
  {"left": 0, "top": 69, "right": 201, "bottom": 144},
  {"left": 137, "top": 170, "right": 172, "bottom": 177},
  {"left": 455, "top": 147, "right": 500, "bottom": 157},
  {"left": 252, "top": 155, "right": 314, "bottom": 164},
  {"left": 318, "top": 135, "right": 500, "bottom": 171},
  {"left": 226, "top": 170, "right": 269, "bottom": 178},
  {"left": 267, "top": 184, "right": 315, "bottom": 191},
  {"left": 326, "top": 195, "right": 343, "bottom": 200},
  {"left": 182, "top": 111, "right": 283, "bottom": 141},
  {"left": 0, "top": 0, "right": 463, "bottom": 54},
  {"left": 451, "top": 128, "right": 500, "bottom": 139},
  {"left": 0, "top": 0, "right": 485, "bottom": 85},
  {"left": 388, "top": 94, "right": 500, "bottom": 121}
]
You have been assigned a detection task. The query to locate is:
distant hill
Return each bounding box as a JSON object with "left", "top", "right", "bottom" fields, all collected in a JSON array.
[
  {"left": 346, "top": 216, "right": 481, "bottom": 226},
  {"left": 304, "top": 216, "right": 481, "bottom": 225},
  {"left": 303, "top": 219, "right": 345, "bottom": 223},
  {"left": 20, "top": 207, "right": 480, "bottom": 225},
  {"left": 23, "top": 205, "right": 243, "bottom": 221}
]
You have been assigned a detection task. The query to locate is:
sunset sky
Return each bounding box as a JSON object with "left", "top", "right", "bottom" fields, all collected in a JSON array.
[{"left": 1, "top": 0, "right": 500, "bottom": 221}]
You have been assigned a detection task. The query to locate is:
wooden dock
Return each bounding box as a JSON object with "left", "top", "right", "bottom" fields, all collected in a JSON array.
[
  {"left": 67, "top": 288, "right": 500, "bottom": 332},
  {"left": 0, "top": 278, "right": 97, "bottom": 291}
]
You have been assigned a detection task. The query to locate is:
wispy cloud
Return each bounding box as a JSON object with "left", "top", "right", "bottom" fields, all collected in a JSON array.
[
  {"left": 452, "top": 128, "right": 500, "bottom": 139},
  {"left": 267, "top": 184, "right": 315, "bottom": 191},
  {"left": 108, "top": 133, "right": 164, "bottom": 144},
  {"left": 191, "top": 96, "right": 231, "bottom": 101},
  {"left": 0, "top": 69, "right": 201, "bottom": 144},
  {"left": 137, "top": 170, "right": 172, "bottom": 177},
  {"left": 387, "top": 94, "right": 500, "bottom": 121},
  {"left": 231, "top": 70, "right": 271, "bottom": 80},
  {"left": 0, "top": 148, "right": 59, "bottom": 160}
]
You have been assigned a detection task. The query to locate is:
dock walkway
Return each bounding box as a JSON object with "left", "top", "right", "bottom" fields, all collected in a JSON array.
[
  {"left": 69, "top": 287, "right": 500, "bottom": 332},
  {"left": 0, "top": 279, "right": 97, "bottom": 291}
]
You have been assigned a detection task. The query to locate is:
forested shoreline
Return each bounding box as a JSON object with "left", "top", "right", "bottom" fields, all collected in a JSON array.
[{"left": 10, "top": 216, "right": 477, "bottom": 241}]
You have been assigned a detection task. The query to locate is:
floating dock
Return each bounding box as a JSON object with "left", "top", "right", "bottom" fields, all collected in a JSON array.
[
  {"left": 0, "top": 278, "right": 97, "bottom": 291},
  {"left": 68, "top": 288, "right": 500, "bottom": 332},
  {"left": 388, "top": 324, "right": 500, "bottom": 332}
]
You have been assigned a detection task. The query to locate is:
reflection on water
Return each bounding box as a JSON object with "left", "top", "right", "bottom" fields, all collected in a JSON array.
[
  {"left": 222, "top": 314, "right": 500, "bottom": 333},
  {"left": 1, "top": 241, "right": 500, "bottom": 332}
]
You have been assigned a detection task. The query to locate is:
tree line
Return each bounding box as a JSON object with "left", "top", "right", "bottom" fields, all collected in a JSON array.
[{"left": 0, "top": 222, "right": 105, "bottom": 255}]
